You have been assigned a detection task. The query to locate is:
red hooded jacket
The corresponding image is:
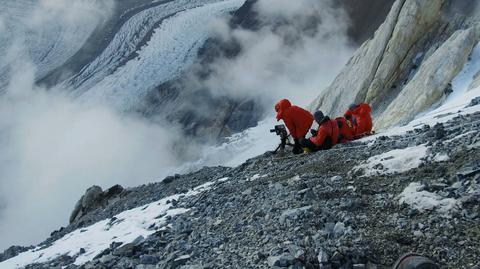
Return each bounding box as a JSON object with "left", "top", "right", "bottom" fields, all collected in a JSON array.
[
  {"left": 310, "top": 117, "right": 339, "bottom": 149},
  {"left": 335, "top": 117, "right": 354, "bottom": 143},
  {"left": 275, "top": 99, "right": 314, "bottom": 139},
  {"left": 344, "top": 103, "right": 373, "bottom": 137}
]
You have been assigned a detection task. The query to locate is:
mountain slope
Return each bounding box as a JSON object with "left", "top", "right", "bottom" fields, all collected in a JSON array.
[{"left": 1, "top": 86, "right": 480, "bottom": 268}]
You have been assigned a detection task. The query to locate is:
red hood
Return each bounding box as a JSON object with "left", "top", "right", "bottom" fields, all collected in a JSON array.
[{"left": 275, "top": 99, "right": 292, "bottom": 121}]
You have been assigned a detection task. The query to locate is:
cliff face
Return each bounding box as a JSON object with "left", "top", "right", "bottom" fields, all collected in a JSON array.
[{"left": 310, "top": 0, "right": 480, "bottom": 130}]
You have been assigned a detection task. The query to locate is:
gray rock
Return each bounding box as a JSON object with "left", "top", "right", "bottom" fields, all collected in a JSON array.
[
  {"left": 310, "top": 0, "right": 443, "bottom": 119},
  {"left": 173, "top": 255, "right": 191, "bottom": 267},
  {"left": 318, "top": 248, "right": 329, "bottom": 264},
  {"left": 69, "top": 185, "right": 125, "bottom": 224},
  {"left": 331, "top": 176, "right": 343, "bottom": 182},
  {"left": 99, "top": 254, "right": 116, "bottom": 264},
  {"left": 267, "top": 253, "right": 296, "bottom": 267},
  {"left": 376, "top": 26, "right": 480, "bottom": 129},
  {"left": 139, "top": 255, "right": 157, "bottom": 265},
  {"left": 112, "top": 243, "right": 136, "bottom": 257},
  {"left": 279, "top": 206, "right": 312, "bottom": 225},
  {"left": 136, "top": 265, "right": 156, "bottom": 269},
  {"left": 333, "top": 222, "right": 346, "bottom": 238}
]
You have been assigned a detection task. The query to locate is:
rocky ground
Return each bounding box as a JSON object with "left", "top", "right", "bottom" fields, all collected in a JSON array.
[{"left": 2, "top": 106, "right": 479, "bottom": 269}]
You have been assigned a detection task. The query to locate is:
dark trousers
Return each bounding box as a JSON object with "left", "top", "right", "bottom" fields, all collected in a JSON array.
[
  {"left": 299, "top": 138, "right": 318, "bottom": 152},
  {"left": 292, "top": 139, "right": 303, "bottom": 155},
  {"left": 299, "top": 137, "right": 333, "bottom": 152}
]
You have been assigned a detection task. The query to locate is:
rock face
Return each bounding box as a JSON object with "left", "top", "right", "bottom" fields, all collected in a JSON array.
[
  {"left": 376, "top": 26, "right": 480, "bottom": 128},
  {"left": 310, "top": 0, "right": 480, "bottom": 129},
  {"left": 309, "top": 0, "right": 426, "bottom": 117},
  {"left": 364, "top": 0, "right": 444, "bottom": 106},
  {"left": 69, "top": 185, "right": 125, "bottom": 224}
]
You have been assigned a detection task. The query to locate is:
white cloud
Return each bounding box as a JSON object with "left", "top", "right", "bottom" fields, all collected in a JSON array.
[
  {"left": 0, "top": 59, "right": 185, "bottom": 250},
  {"left": 191, "top": 0, "right": 354, "bottom": 107}
]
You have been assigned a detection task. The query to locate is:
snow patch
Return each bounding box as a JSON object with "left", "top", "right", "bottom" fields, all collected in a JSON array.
[
  {"left": 247, "top": 174, "right": 267, "bottom": 181},
  {"left": 398, "top": 182, "right": 459, "bottom": 215},
  {"left": 433, "top": 153, "right": 450, "bottom": 162},
  {"left": 217, "top": 177, "right": 230, "bottom": 182},
  {"left": 0, "top": 181, "right": 215, "bottom": 268},
  {"left": 354, "top": 145, "right": 428, "bottom": 176}
]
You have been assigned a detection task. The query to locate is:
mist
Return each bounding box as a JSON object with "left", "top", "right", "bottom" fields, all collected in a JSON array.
[
  {"left": 0, "top": 70, "right": 183, "bottom": 250},
  {"left": 0, "top": 0, "right": 355, "bottom": 251},
  {"left": 195, "top": 0, "right": 354, "bottom": 108}
]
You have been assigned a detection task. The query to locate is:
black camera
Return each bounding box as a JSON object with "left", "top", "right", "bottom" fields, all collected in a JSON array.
[{"left": 270, "top": 125, "right": 287, "bottom": 136}]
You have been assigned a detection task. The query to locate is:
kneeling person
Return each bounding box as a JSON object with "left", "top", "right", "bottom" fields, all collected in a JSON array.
[
  {"left": 300, "top": 111, "right": 339, "bottom": 152},
  {"left": 344, "top": 103, "right": 373, "bottom": 138}
]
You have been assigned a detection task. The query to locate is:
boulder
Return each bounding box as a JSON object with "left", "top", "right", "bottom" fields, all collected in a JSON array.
[{"left": 69, "top": 185, "right": 125, "bottom": 224}]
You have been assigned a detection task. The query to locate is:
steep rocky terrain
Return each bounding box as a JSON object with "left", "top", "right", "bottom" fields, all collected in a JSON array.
[{"left": 1, "top": 96, "right": 479, "bottom": 268}]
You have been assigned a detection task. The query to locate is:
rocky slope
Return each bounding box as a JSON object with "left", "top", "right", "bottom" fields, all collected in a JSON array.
[
  {"left": 310, "top": 0, "right": 480, "bottom": 130},
  {"left": 1, "top": 95, "right": 479, "bottom": 268}
]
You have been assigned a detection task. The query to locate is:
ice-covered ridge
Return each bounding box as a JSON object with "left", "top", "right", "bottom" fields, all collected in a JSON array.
[
  {"left": 76, "top": 0, "right": 246, "bottom": 111},
  {"left": 0, "top": 180, "right": 222, "bottom": 268}
]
